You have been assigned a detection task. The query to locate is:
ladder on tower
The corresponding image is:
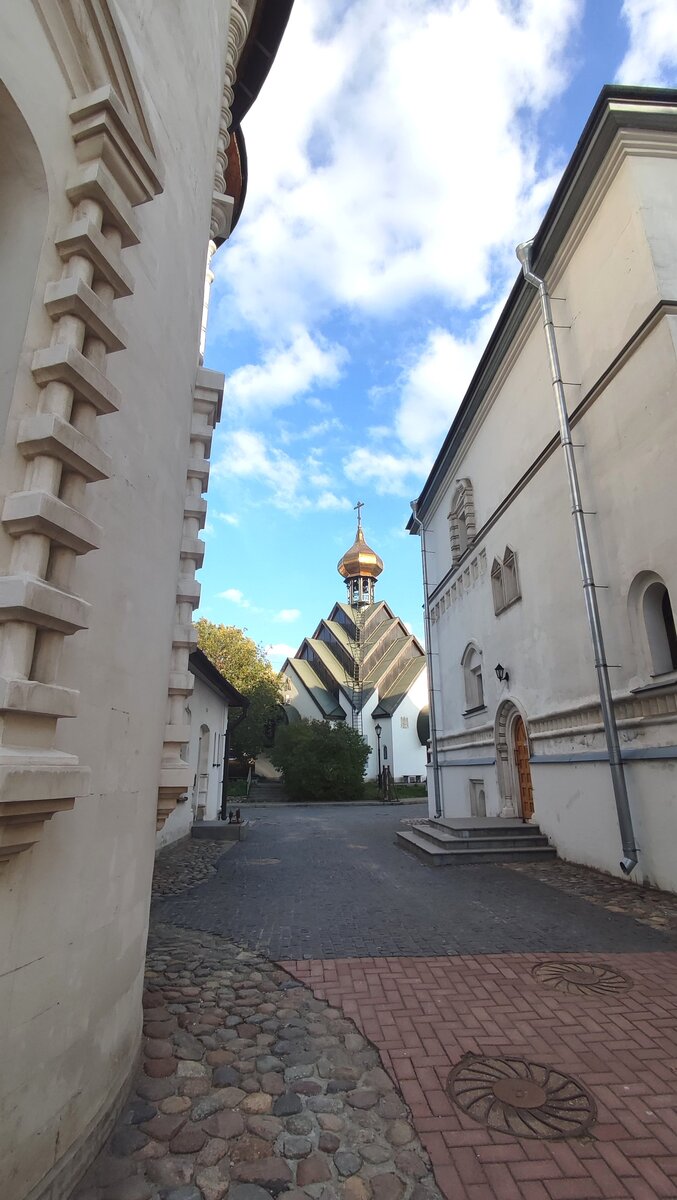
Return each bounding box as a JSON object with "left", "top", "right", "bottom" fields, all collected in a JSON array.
[{"left": 349, "top": 607, "right": 364, "bottom": 736}]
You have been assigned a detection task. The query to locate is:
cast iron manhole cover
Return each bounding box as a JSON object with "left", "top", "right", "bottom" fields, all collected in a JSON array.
[
  {"left": 532, "top": 960, "right": 632, "bottom": 996},
  {"left": 447, "top": 1054, "right": 596, "bottom": 1140}
]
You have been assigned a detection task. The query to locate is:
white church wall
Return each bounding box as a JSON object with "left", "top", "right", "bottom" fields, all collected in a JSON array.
[
  {"left": 420, "top": 116, "right": 677, "bottom": 889},
  {"left": 156, "top": 673, "right": 229, "bottom": 850},
  {"left": 0, "top": 4, "right": 234, "bottom": 1197}
]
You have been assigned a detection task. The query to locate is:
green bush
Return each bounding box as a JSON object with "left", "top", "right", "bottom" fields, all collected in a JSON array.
[{"left": 270, "top": 719, "right": 371, "bottom": 802}]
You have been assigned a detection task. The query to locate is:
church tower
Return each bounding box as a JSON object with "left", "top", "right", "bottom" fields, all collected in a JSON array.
[{"left": 337, "top": 500, "right": 384, "bottom": 607}]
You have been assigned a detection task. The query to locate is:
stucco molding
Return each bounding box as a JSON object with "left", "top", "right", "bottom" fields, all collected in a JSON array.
[
  {"left": 0, "top": 72, "right": 161, "bottom": 860},
  {"left": 156, "top": 367, "right": 224, "bottom": 830}
]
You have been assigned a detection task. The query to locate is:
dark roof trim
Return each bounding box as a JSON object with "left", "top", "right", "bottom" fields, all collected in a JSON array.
[
  {"left": 232, "top": 0, "right": 295, "bottom": 128},
  {"left": 189, "top": 648, "right": 249, "bottom": 708},
  {"left": 409, "top": 84, "right": 677, "bottom": 527}
]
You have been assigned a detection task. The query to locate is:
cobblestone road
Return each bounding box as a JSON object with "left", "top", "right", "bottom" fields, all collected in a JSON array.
[{"left": 154, "top": 805, "right": 677, "bottom": 960}]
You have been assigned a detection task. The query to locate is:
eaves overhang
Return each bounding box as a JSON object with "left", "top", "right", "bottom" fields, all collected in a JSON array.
[{"left": 407, "top": 84, "right": 677, "bottom": 531}]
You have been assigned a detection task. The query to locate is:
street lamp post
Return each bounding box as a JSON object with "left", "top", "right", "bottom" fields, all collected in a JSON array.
[{"left": 375, "top": 723, "right": 382, "bottom": 793}]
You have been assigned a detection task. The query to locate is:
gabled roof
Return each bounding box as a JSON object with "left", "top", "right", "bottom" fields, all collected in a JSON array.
[
  {"left": 285, "top": 660, "right": 345, "bottom": 720},
  {"left": 372, "top": 657, "right": 426, "bottom": 717},
  {"left": 189, "top": 649, "right": 248, "bottom": 707},
  {"left": 407, "top": 85, "right": 677, "bottom": 525}
]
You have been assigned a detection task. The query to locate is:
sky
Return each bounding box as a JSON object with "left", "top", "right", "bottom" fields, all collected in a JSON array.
[{"left": 198, "top": 0, "right": 677, "bottom": 666}]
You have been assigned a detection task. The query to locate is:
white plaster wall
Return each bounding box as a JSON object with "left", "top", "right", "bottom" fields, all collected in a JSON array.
[
  {"left": 0, "top": 3, "right": 232, "bottom": 1197},
  {"left": 157, "top": 674, "right": 229, "bottom": 850},
  {"left": 422, "top": 145, "right": 677, "bottom": 886}
]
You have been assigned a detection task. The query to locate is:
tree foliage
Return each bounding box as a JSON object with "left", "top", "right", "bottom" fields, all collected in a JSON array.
[
  {"left": 270, "top": 719, "right": 371, "bottom": 803},
  {"left": 195, "top": 618, "right": 283, "bottom": 760}
]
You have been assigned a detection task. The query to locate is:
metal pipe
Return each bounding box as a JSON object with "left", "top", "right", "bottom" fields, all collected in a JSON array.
[
  {"left": 410, "top": 500, "right": 443, "bottom": 819},
  {"left": 516, "top": 239, "right": 638, "bottom": 874}
]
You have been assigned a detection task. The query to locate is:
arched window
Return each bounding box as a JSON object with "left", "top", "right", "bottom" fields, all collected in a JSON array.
[
  {"left": 462, "top": 644, "right": 484, "bottom": 712},
  {"left": 643, "top": 581, "right": 677, "bottom": 676},
  {"left": 491, "top": 546, "right": 521, "bottom": 614},
  {"left": 448, "top": 478, "right": 476, "bottom": 566}
]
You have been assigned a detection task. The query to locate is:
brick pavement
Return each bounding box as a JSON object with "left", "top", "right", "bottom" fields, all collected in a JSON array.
[{"left": 286, "top": 951, "right": 677, "bottom": 1200}]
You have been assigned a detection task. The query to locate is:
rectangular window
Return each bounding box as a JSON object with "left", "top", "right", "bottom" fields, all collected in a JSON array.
[{"left": 400, "top": 716, "right": 409, "bottom": 729}]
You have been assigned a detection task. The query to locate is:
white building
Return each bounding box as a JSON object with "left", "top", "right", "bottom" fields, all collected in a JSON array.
[
  {"left": 0, "top": 3, "right": 291, "bottom": 1197},
  {"left": 157, "top": 648, "right": 248, "bottom": 849},
  {"left": 410, "top": 85, "right": 677, "bottom": 892},
  {"left": 282, "top": 512, "right": 429, "bottom": 783}
]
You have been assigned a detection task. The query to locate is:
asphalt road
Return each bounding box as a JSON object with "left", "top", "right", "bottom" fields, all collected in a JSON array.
[{"left": 155, "top": 803, "right": 677, "bottom": 959}]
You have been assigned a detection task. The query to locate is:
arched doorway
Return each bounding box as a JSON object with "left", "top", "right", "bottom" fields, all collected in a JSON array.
[
  {"left": 495, "top": 701, "right": 534, "bottom": 820},
  {"left": 513, "top": 715, "right": 534, "bottom": 820}
]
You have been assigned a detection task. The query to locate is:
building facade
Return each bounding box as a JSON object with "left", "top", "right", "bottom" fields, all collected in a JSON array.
[
  {"left": 0, "top": 3, "right": 291, "bottom": 1198},
  {"left": 410, "top": 86, "right": 677, "bottom": 892},
  {"left": 157, "top": 648, "right": 248, "bottom": 849},
  {"left": 282, "top": 514, "right": 429, "bottom": 783}
]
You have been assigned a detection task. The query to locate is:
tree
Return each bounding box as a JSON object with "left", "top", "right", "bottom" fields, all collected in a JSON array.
[
  {"left": 270, "top": 719, "right": 371, "bottom": 803},
  {"left": 195, "top": 618, "right": 283, "bottom": 760}
]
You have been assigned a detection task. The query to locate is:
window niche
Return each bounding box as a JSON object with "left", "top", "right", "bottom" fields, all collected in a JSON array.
[
  {"left": 448, "top": 478, "right": 476, "bottom": 567},
  {"left": 491, "top": 546, "right": 521, "bottom": 615},
  {"left": 643, "top": 580, "right": 677, "bottom": 676},
  {"left": 462, "top": 644, "right": 485, "bottom": 713}
]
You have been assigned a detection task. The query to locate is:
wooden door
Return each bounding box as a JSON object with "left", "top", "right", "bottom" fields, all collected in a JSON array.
[{"left": 513, "top": 716, "right": 534, "bottom": 820}]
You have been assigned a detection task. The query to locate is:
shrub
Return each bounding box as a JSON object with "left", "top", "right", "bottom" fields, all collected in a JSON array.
[{"left": 270, "top": 719, "right": 371, "bottom": 803}]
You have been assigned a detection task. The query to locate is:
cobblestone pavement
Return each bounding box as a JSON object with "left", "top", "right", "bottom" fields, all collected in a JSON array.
[
  {"left": 506, "top": 859, "right": 677, "bottom": 933},
  {"left": 154, "top": 805, "right": 677, "bottom": 959},
  {"left": 288, "top": 951, "right": 677, "bottom": 1200},
  {"left": 153, "top": 840, "right": 233, "bottom": 898},
  {"left": 73, "top": 923, "right": 441, "bottom": 1200}
]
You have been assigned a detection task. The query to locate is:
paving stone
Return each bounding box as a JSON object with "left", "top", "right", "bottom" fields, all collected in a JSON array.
[
  {"left": 136, "top": 1077, "right": 176, "bottom": 1102},
  {"left": 246, "top": 1115, "right": 284, "bottom": 1141},
  {"left": 272, "top": 1091, "right": 302, "bottom": 1116},
  {"left": 285, "top": 1114, "right": 314, "bottom": 1136},
  {"left": 306, "top": 1096, "right": 343, "bottom": 1114},
  {"left": 143, "top": 1057, "right": 177, "bottom": 1078},
  {"left": 296, "top": 1152, "right": 332, "bottom": 1188},
  {"left": 195, "top": 1167, "right": 230, "bottom": 1200},
  {"left": 94, "top": 1158, "right": 135, "bottom": 1185},
  {"left": 384, "top": 1121, "right": 414, "bottom": 1148},
  {"left": 162, "top": 1187, "right": 202, "bottom": 1200},
  {"left": 160, "top": 1097, "right": 192, "bottom": 1115},
  {"left": 334, "top": 1151, "right": 361, "bottom": 1177},
  {"left": 197, "top": 1137, "right": 228, "bottom": 1167},
  {"left": 375, "top": 1095, "right": 406, "bottom": 1121},
  {"left": 173, "top": 1030, "right": 205, "bottom": 1061},
  {"left": 293, "top": 1079, "right": 322, "bottom": 1096},
  {"left": 180, "top": 1077, "right": 210, "bottom": 1098},
  {"left": 231, "top": 1156, "right": 294, "bottom": 1193},
  {"left": 370, "top": 1177, "right": 405, "bottom": 1200},
  {"left": 146, "top": 1157, "right": 194, "bottom": 1188},
  {"left": 201, "top": 1110, "right": 246, "bottom": 1140},
  {"left": 143, "top": 1020, "right": 177, "bottom": 1039},
  {"left": 216, "top": 1085, "right": 246, "bottom": 1107},
  {"left": 190, "top": 1090, "right": 238, "bottom": 1121},
  {"left": 256, "top": 1055, "right": 283, "bottom": 1073},
  {"left": 212, "top": 1064, "right": 240, "bottom": 1086},
  {"left": 393, "top": 1151, "right": 427, "bottom": 1179},
  {"left": 260, "top": 1071, "right": 285, "bottom": 1095},
  {"left": 317, "top": 1115, "right": 343, "bottom": 1133},
  {"left": 176, "top": 1060, "right": 208, "bottom": 1078},
  {"left": 230, "top": 1133, "right": 279, "bottom": 1163},
  {"left": 169, "top": 1125, "right": 208, "bottom": 1154},
  {"left": 110, "top": 1128, "right": 148, "bottom": 1157},
  {"left": 318, "top": 1133, "right": 340, "bottom": 1153},
  {"left": 281, "top": 1134, "right": 312, "bottom": 1159},
  {"left": 139, "top": 1112, "right": 186, "bottom": 1142},
  {"left": 144, "top": 1039, "right": 174, "bottom": 1059},
  {"left": 359, "top": 1145, "right": 392, "bottom": 1166},
  {"left": 124, "top": 1101, "right": 157, "bottom": 1126},
  {"left": 241, "top": 1092, "right": 272, "bottom": 1114},
  {"left": 326, "top": 1080, "right": 355, "bottom": 1094},
  {"left": 343, "top": 1179, "right": 372, "bottom": 1200},
  {"left": 229, "top": 1186, "right": 279, "bottom": 1200}
]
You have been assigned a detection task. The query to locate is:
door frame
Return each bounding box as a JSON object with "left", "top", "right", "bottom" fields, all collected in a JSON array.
[{"left": 495, "top": 699, "right": 532, "bottom": 818}]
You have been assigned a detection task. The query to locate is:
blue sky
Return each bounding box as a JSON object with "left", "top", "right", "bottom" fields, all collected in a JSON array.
[{"left": 198, "top": 0, "right": 677, "bottom": 664}]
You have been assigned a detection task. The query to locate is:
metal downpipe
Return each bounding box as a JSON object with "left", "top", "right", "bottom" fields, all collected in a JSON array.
[
  {"left": 516, "top": 239, "right": 638, "bottom": 874},
  {"left": 410, "top": 500, "right": 443, "bottom": 819}
]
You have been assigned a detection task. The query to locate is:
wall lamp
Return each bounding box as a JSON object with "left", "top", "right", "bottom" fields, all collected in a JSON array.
[{"left": 494, "top": 663, "right": 509, "bottom": 685}]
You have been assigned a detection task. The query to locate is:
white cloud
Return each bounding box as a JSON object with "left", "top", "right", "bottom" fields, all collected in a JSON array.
[
  {"left": 213, "top": 511, "right": 240, "bottom": 526},
  {"left": 223, "top": 327, "right": 346, "bottom": 414},
  {"left": 219, "top": 587, "right": 250, "bottom": 606},
  {"left": 276, "top": 608, "right": 301, "bottom": 622},
  {"left": 344, "top": 447, "right": 428, "bottom": 497},
  {"left": 266, "top": 642, "right": 298, "bottom": 664},
  {"left": 213, "top": 430, "right": 353, "bottom": 513},
  {"left": 618, "top": 0, "right": 677, "bottom": 85},
  {"left": 215, "top": 0, "right": 583, "bottom": 333}
]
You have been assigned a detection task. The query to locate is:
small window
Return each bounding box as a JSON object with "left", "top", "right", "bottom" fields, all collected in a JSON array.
[
  {"left": 469, "top": 779, "right": 486, "bottom": 817},
  {"left": 400, "top": 716, "right": 409, "bottom": 729},
  {"left": 462, "top": 644, "right": 484, "bottom": 712},
  {"left": 643, "top": 581, "right": 677, "bottom": 676},
  {"left": 491, "top": 546, "right": 521, "bottom": 614}
]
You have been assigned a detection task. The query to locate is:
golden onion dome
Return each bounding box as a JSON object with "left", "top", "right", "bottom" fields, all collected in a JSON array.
[{"left": 337, "top": 525, "right": 384, "bottom": 580}]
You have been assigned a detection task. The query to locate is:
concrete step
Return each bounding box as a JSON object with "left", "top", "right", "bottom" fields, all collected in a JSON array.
[
  {"left": 433, "top": 818, "right": 546, "bottom": 839},
  {"left": 413, "top": 825, "right": 552, "bottom": 852},
  {"left": 396, "top": 828, "right": 557, "bottom": 866}
]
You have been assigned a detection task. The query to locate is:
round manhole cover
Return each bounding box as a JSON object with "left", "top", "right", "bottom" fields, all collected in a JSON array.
[
  {"left": 532, "top": 961, "right": 632, "bottom": 997},
  {"left": 447, "top": 1055, "right": 596, "bottom": 1140}
]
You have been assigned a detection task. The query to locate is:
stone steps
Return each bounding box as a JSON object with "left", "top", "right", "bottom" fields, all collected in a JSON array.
[
  {"left": 249, "top": 779, "right": 288, "bottom": 803},
  {"left": 396, "top": 819, "right": 557, "bottom": 865}
]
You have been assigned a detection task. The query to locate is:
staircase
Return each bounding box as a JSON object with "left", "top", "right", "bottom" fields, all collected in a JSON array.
[
  {"left": 396, "top": 817, "right": 556, "bottom": 865},
  {"left": 248, "top": 778, "right": 288, "bottom": 803}
]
